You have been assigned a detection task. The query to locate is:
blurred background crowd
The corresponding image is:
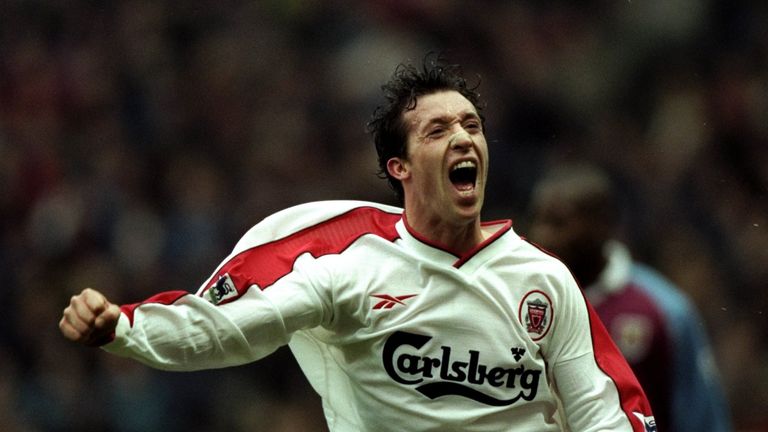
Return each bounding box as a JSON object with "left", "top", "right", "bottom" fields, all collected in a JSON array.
[{"left": 1, "top": 1, "right": 766, "bottom": 431}]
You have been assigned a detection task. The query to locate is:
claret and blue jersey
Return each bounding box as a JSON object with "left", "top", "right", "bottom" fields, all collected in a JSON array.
[{"left": 586, "top": 241, "right": 731, "bottom": 432}]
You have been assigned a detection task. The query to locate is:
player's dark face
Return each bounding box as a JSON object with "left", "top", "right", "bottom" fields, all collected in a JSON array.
[
  {"left": 529, "top": 187, "right": 598, "bottom": 267},
  {"left": 390, "top": 91, "right": 488, "bottom": 224}
]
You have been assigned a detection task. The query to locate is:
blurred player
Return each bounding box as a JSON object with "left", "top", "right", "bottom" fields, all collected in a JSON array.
[
  {"left": 60, "top": 58, "right": 655, "bottom": 431},
  {"left": 528, "top": 162, "right": 732, "bottom": 432}
]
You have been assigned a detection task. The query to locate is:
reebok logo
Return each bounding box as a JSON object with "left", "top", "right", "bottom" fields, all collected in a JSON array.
[
  {"left": 371, "top": 294, "right": 417, "bottom": 309},
  {"left": 383, "top": 331, "right": 541, "bottom": 406}
]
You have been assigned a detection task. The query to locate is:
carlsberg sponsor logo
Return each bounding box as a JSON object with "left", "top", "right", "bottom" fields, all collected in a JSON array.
[{"left": 383, "top": 331, "right": 541, "bottom": 406}]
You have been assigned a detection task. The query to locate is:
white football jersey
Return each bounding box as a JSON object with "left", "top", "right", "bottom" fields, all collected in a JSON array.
[{"left": 104, "top": 201, "right": 654, "bottom": 431}]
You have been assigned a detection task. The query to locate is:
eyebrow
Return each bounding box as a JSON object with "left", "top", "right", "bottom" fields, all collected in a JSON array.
[{"left": 419, "top": 110, "right": 481, "bottom": 134}]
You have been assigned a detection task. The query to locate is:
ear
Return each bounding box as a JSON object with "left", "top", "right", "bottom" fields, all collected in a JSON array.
[{"left": 386, "top": 157, "right": 410, "bottom": 181}]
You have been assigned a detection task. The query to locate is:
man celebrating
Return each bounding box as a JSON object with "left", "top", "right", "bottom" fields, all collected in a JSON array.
[{"left": 60, "top": 58, "right": 655, "bottom": 431}]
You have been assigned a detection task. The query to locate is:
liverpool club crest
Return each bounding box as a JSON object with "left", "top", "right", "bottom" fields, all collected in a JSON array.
[
  {"left": 526, "top": 299, "right": 548, "bottom": 333},
  {"left": 518, "top": 290, "right": 554, "bottom": 341}
]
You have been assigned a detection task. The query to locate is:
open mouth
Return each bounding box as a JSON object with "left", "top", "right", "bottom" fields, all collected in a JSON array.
[{"left": 449, "top": 160, "right": 478, "bottom": 192}]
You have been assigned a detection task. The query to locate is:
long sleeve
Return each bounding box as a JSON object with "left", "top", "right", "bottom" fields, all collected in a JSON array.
[
  {"left": 102, "top": 236, "right": 335, "bottom": 371},
  {"left": 551, "top": 274, "right": 655, "bottom": 431},
  {"left": 100, "top": 201, "right": 397, "bottom": 373},
  {"left": 558, "top": 305, "right": 655, "bottom": 431},
  {"left": 103, "top": 287, "right": 292, "bottom": 370}
]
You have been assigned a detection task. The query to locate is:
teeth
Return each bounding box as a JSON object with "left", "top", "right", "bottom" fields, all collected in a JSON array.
[{"left": 451, "top": 161, "right": 476, "bottom": 171}]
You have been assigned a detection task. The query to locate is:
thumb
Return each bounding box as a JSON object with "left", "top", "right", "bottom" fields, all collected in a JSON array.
[{"left": 93, "top": 302, "right": 121, "bottom": 332}]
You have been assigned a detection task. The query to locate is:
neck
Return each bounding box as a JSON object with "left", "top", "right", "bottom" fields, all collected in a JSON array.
[{"left": 404, "top": 210, "right": 486, "bottom": 255}]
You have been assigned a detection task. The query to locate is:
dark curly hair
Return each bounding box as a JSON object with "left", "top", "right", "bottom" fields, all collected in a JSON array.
[{"left": 367, "top": 55, "right": 484, "bottom": 203}]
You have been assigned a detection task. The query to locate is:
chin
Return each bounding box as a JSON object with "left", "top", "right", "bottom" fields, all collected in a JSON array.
[
  {"left": 453, "top": 203, "right": 483, "bottom": 220},
  {"left": 456, "top": 194, "right": 483, "bottom": 212}
]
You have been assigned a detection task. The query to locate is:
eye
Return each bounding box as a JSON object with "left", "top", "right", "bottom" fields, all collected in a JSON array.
[
  {"left": 427, "top": 127, "right": 446, "bottom": 138},
  {"left": 464, "top": 121, "right": 482, "bottom": 133}
]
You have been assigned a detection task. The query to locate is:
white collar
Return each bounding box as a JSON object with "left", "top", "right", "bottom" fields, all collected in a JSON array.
[
  {"left": 585, "top": 240, "right": 633, "bottom": 306},
  {"left": 394, "top": 218, "right": 514, "bottom": 272}
]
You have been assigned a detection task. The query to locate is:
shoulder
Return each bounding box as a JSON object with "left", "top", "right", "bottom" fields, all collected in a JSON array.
[
  {"left": 515, "top": 235, "right": 577, "bottom": 283},
  {"left": 511, "top": 235, "right": 583, "bottom": 312},
  {"left": 233, "top": 200, "right": 403, "bottom": 253},
  {"left": 258, "top": 200, "right": 401, "bottom": 226}
]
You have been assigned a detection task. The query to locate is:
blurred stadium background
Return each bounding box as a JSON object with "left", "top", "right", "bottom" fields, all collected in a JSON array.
[{"left": 1, "top": 1, "right": 766, "bottom": 431}]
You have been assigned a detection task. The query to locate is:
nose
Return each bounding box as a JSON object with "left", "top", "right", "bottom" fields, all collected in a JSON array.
[{"left": 448, "top": 131, "right": 472, "bottom": 150}]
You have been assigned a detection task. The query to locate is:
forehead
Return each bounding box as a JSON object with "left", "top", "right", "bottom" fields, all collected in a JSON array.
[{"left": 402, "top": 90, "right": 478, "bottom": 131}]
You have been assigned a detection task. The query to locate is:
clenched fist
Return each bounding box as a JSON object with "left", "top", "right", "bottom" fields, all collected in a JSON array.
[{"left": 59, "top": 288, "right": 121, "bottom": 346}]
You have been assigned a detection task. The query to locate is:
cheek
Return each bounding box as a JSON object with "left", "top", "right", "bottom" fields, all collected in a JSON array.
[
  {"left": 476, "top": 136, "right": 489, "bottom": 154},
  {"left": 411, "top": 151, "right": 442, "bottom": 175}
]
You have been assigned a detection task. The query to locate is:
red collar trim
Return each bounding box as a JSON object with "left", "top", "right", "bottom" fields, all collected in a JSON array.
[{"left": 402, "top": 214, "right": 512, "bottom": 267}]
